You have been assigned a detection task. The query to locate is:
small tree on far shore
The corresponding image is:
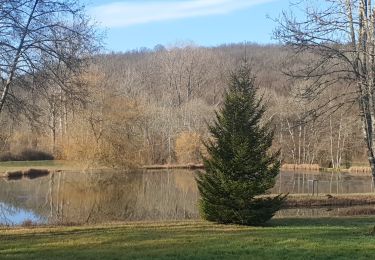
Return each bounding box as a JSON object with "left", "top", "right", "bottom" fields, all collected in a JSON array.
[{"left": 196, "top": 63, "right": 285, "bottom": 226}]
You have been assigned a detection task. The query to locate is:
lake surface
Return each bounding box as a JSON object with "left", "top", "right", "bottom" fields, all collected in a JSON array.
[
  {"left": 272, "top": 171, "right": 375, "bottom": 194},
  {"left": 0, "top": 170, "right": 374, "bottom": 225}
]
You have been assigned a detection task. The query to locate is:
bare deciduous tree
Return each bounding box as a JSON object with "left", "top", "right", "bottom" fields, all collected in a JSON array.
[
  {"left": 0, "top": 0, "right": 98, "bottom": 116},
  {"left": 275, "top": 0, "right": 375, "bottom": 181}
]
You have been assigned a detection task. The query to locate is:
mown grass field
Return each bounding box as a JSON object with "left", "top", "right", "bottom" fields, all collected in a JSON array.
[{"left": 1, "top": 218, "right": 375, "bottom": 259}]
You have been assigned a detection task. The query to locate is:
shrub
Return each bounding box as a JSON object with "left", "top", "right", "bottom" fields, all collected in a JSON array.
[
  {"left": 0, "top": 149, "right": 54, "bottom": 161},
  {"left": 21, "top": 219, "right": 34, "bottom": 227},
  {"left": 0, "top": 152, "right": 17, "bottom": 161},
  {"left": 19, "top": 149, "right": 54, "bottom": 161},
  {"left": 60, "top": 97, "right": 146, "bottom": 169},
  {"left": 175, "top": 132, "right": 203, "bottom": 164}
]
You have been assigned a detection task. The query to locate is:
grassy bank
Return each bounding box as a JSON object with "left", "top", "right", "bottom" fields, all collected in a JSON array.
[
  {"left": 284, "top": 194, "right": 375, "bottom": 207},
  {"left": 1, "top": 218, "right": 375, "bottom": 259},
  {"left": 0, "top": 160, "right": 85, "bottom": 175}
]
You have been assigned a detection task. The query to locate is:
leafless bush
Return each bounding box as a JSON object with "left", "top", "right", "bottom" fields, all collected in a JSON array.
[{"left": 175, "top": 132, "right": 203, "bottom": 164}]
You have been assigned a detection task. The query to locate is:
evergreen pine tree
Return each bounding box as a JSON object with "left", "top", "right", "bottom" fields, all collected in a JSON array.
[{"left": 196, "top": 63, "right": 285, "bottom": 226}]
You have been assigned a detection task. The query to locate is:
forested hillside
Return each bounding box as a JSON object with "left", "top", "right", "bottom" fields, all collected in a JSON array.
[{"left": 0, "top": 43, "right": 365, "bottom": 168}]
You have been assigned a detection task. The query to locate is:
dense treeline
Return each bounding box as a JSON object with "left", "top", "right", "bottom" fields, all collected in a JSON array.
[{"left": 0, "top": 43, "right": 366, "bottom": 168}]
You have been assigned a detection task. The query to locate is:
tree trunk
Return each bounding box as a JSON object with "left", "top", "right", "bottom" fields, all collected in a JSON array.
[{"left": 361, "top": 98, "right": 375, "bottom": 187}]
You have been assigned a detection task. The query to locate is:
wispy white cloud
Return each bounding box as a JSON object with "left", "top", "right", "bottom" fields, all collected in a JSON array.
[{"left": 90, "top": 0, "right": 275, "bottom": 28}]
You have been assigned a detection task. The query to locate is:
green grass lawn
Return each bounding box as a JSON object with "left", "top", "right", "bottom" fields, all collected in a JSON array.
[{"left": 1, "top": 218, "right": 375, "bottom": 259}]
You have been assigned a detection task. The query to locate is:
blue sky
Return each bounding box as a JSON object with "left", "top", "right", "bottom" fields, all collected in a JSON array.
[{"left": 84, "top": 0, "right": 292, "bottom": 52}]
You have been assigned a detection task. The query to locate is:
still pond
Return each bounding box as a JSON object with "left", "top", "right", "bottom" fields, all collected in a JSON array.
[{"left": 0, "top": 170, "right": 374, "bottom": 225}]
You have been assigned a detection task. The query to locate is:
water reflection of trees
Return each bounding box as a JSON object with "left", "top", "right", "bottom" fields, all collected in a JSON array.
[
  {"left": 48, "top": 169, "right": 200, "bottom": 224},
  {"left": 0, "top": 170, "right": 200, "bottom": 225},
  {"left": 0, "top": 177, "right": 49, "bottom": 224},
  {"left": 272, "top": 172, "right": 374, "bottom": 194},
  {"left": 0, "top": 203, "right": 16, "bottom": 225},
  {"left": 2, "top": 170, "right": 375, "bottom": 225}
]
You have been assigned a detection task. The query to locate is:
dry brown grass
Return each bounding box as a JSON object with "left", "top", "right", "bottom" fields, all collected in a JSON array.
[
  {"left": 281, "top": 164, "right": 320, "bottom": 171},
  {"left": 282, "top": 194, "right": 375, "bottom": 208},
  {"left": 349, "top": 166, "right": 372, "bottom": 173},
  {"left": 339, "top": 207, "right": 375, "bottom": 216},
  {"left": 143, "top": 164, "right": 204, "bottom": 170},
  {"left": 175, "top": 132, "right": 203, "bottom": 164}
]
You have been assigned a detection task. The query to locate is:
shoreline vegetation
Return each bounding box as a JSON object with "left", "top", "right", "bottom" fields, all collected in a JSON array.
[
  {"left": 281, "top": 194, "right": 375, "bottom": 208},
  {"left": 144, "top": 163, "right": 374, "bottom": 174},
  {"left": 0, "top": 161, "right": 373, "bottom": 176}
]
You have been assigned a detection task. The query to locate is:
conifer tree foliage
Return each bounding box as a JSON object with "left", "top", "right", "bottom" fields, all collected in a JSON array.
[{"left": 196, "top": 64, "right": 285, "bottom": 226}]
